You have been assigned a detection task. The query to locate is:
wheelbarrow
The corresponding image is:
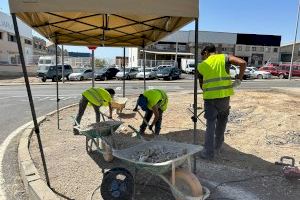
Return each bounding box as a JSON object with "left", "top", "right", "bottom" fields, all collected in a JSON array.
[
  {"left": 73, "top": 119, "right": 123, "bottom": 162},
  {"left": 103, "top": 140, "right": 210, "bottom": 200},
  {"left": 111, "top": 97, "right": 128, "bottom": 113}
]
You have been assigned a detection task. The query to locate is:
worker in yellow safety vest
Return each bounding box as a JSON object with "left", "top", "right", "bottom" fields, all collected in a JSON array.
[
  {"left": 74, "top": 87, "right": 115, "bottom": 134},
  {"left": 197, "top": 44, "right": 246, "bottom": 159},
  {"left": 133, "top": 89, "right": 168, "bottom": 135}
]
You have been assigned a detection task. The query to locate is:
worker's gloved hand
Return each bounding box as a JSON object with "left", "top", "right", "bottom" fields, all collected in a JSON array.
[
  {"left": 191, "top": 116, "right": 197, "bottom": 123},
  {"left": 232, "top": 79, "right": 241, "bottom": 88},
  {"left": 149, "top": 124, "right": 153, "bottom": 131}
]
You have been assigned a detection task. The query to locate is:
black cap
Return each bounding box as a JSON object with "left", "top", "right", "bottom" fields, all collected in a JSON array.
[
  {"left": 105, "top": 88, "right": 115, "bottom": 96},
  {"left": 201, "top": 44, "right": 216, "bottom": 56}
]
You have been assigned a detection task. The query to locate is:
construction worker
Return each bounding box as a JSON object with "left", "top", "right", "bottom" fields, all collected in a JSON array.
[
  {"left": 74, "top": 87, "right": 115, "bottom": 134},
  {"left": 133, "top": 89, "right": 168, "bottom": 135},
  {"left": 197, "top": 44, "right": 246, "bottom": 159}
]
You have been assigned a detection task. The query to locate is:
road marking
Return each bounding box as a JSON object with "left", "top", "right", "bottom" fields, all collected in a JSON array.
[
  {"left": 0, "top": 121, "right": 33, "bottom": 200},
  {"left": 115, "top": 87, "right": 122, "bottom": 90}
]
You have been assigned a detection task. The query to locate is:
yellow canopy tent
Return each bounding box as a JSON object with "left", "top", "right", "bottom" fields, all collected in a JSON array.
[{"left": 9, "top": 0, "right": 200, "bottom": 187}]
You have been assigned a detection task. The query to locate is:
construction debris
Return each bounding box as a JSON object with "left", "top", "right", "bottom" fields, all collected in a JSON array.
[{"left": 131, "top": 146, "right": 187, "bottom": 163}]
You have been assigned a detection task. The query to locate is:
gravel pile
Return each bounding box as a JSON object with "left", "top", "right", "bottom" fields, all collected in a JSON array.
[
  {"left": 131, "top": 146, "right": 187, "bottom": 163},
  {"left": 265, "top": 131, "right": 300, "bottom": 145},
  {"left": 228, "top": 110, "right": 247, "bottom": 123}
]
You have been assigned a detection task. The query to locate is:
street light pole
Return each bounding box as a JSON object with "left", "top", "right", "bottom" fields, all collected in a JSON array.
[{"left": 289, "top": 0, "right": 300, "bottom": 80}]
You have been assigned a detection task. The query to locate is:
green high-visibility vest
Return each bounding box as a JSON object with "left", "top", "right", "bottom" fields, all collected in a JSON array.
[
  {"left": 198, "top": 54, "right": 234, "bottom": 99},
  {"left": 143, "top": 89, "right": 168, "bottom": 111},
  {"left": 82, "top": 87, "right": 112, "bottom": 107}
]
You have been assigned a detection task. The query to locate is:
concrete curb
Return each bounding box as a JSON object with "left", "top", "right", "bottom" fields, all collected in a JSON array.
[{"left": 18, "top": 103, "right": 78, "bottom": 200}]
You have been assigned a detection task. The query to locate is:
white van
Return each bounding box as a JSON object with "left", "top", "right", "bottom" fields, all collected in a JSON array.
[{"left": 37, "top": 56, "right": 58, "bottom": 70}]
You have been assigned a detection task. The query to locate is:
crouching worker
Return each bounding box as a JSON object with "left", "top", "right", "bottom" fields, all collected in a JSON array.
[
  {"left": 74, "top": 87, "right": 115, "bottom": 134},
  {"left": 133, "top": 89, "right": 168, "bottom": 135}
]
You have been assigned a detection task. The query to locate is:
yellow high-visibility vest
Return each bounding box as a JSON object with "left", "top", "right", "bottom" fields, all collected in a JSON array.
[
  {"left": 198, "top": 54, "right": 234, "bottom": 99},
  {"left": 143, "top": 89, "right": 168, "bottom": 111},
  {"left": 82, "top": 87, "right": 112, "bottom": 106}
]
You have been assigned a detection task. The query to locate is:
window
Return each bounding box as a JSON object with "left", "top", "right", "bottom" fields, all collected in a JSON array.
[
  {"left": 246, "top": 46, "right": 250, "bottom": 51},
  {"left": 265, "top": 47, "right": 271, "bottom": 52},
  {"left": 0, "top": 32, "right": 2, "bottom": 40},
  {"left": 237, "top": 46, "right": 242, "bottom": 51},
  {"left": 252, "top": 47, "right": 256, "bottom": 51},
  {"left": 25, "top": 39, "right": 32, "bottom": 45},
  {"left": 259, "top": 47, "right": 264, "bottom": 52},
  {"left": 8, "top": 34, "right": 17, "bottom": 42},
  {"left": 273, "top": 48, "right": 278, "bottom": 53}
]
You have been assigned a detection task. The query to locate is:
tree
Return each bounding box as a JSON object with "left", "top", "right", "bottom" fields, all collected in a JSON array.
[{"left": 95, "top": 58, "right": 107, "bottom": 68}]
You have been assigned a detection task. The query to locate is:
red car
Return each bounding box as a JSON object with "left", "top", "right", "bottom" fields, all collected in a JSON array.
[{"left": 259, "top": 64, "right": 300, "bottom": 78}]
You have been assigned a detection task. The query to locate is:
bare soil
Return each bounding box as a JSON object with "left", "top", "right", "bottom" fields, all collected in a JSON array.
[{"left": 29, "top": 90, "right": 300, "bottom": 200}]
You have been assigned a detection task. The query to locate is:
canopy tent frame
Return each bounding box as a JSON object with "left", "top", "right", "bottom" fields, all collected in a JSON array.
[{"left": 9, "top": 0, "right": 200, "bottom": 188}]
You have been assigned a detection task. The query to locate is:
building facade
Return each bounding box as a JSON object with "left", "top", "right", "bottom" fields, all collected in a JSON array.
[
  {"left": 0, "top": 12, "right": 33, "bottom": 65},
  {"left": 128, "top": 30, "right": 281, "bottom": 68},
  {"left": 279, "top": 43, "right": 300, "bottom": 63}
]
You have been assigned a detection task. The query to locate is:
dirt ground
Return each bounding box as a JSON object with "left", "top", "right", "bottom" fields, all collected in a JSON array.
[{"left": 29, "top": 90, "right": 300, "bottom": 200}]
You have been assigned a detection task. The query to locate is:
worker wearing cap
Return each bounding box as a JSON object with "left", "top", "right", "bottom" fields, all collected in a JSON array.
[
  {"left": 134, "top": 89, "right": 168, "bottom": 135},
  {"left": 197, "top": 44, "right": 246, "bottom": 159},
  {"left": 74, "top": 87, "right": 115, "bottom": 134}
]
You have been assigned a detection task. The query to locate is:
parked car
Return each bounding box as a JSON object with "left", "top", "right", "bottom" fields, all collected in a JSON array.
[
  {"left": 247, "top": 67, "right": 271, "bottom": 79},
  {"left": 136, "top": 68, "right": 157, "bottom": 79},
  {"left": 156, "top": 65, "right": 173, "bottom": 70},
  {"left": 229, "top": 65, "right": 251, "bottom": 79},
  {"left": 156, "top": 67, "right": 181, "bottom": 80},
  {"left": 115, "top": 67, "right": 139, "bottom": 80},
  {"left": 37, "top": 64, "right": 73, "bottom": 82},
  {"left": 68, "top": 68, "right": 93, "bottom": 81},
  {"left": 277, "top": 64, "right": 300, "bottom": 78},
  {"left": 94, "top": 67, "right": 119, "bottom": 81},
  {"left": 258, "top": 66, "right": 289, "bottom": 79}
]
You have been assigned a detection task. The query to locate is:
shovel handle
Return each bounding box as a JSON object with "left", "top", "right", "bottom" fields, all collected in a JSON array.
[{"left": 137, "top": 110, "right": 155, "bottom": 134}]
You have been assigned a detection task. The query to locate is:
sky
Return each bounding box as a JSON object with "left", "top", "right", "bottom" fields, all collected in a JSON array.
[{"left": 0, "top": 0, "right": 299, "bottom": 58}]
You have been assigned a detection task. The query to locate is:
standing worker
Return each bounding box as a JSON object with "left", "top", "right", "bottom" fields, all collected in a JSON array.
[
  {"left": 74, "top": 87, "right": 115, "bottom": 134},
  {"left": 197, "top": 44, "right": 246, "bottom": 159},
  {"left": 133, "top": 89, "right": 168, "bottom": 135}
]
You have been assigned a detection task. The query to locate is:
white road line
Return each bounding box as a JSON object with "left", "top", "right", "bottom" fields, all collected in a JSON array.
[{"left": 0, "top": 121, "right": 33, "bottom": 200}]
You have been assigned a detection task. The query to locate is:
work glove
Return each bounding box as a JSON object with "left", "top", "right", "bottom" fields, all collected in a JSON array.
[
  {"left": 232, "top": 79, "right": 241, "bottom": 88},
  {"left": 149, "top": 124, "right": 153, "bottom": 131}
]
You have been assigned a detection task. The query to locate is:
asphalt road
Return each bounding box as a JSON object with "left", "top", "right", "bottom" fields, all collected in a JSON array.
[{"left": 0, "top": 78, "right": 299, "bottom": 199}]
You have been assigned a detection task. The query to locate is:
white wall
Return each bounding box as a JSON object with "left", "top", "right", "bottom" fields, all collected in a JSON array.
[{"left": 128, "top": 47, "right": 138, "bottom": 67}]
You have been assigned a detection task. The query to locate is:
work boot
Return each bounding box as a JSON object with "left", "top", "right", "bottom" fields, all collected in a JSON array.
[
  {"left": 73, "top": 127, "right": 80, "bottom": 135},
  {"left": 198, "top": 149, "right": 214, "bottom": 160}
]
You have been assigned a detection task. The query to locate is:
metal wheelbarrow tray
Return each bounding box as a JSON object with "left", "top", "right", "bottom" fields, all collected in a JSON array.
[{"left": 113, "top": 140, "right": 210, "bottom": 200}]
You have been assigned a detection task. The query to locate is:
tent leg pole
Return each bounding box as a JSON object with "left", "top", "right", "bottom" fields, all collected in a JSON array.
[
  {"left": 193, "top": 18, "right": 199, "bottom": 174},
  {"left": 143, "top": 45, "right": 146, "bottom": 91},
  {"left": 123, "top": 47, "right": 126, "bottom": 97},
  {"left": 11, "top": 13, "right": 50, "bottom": 187},
  {"left": 55, "top": 43, "right": 60, "bottom": 129},
  {"left": 61, "top": 45, "right": 64, "bottom": 83},
  {"left": 92, "top": 50, "right": 95, "bottom": 87}
]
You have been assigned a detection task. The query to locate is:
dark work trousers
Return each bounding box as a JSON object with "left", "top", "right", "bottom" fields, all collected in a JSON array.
[
  {"left": 140, "top": 108, "right": 163, "bottom": 135},
  {"left": 75, "top": 95, "right": 100, "bottom": 125},
  {"left": 203, "top": 97, "right": 230, "bottom": 157}
]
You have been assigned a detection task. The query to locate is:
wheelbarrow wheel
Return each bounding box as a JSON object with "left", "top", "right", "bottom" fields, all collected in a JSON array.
[
  {"left": 170, "top": 169, "right": 203, "bottom": 200},
  {"left": 101, "top": 168, "right": 134, "bottom": 200}
]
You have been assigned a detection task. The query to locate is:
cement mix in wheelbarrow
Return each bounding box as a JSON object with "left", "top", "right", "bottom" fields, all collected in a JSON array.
[{"left": 30, "top": 90, "right": 300, "bottom": 200}]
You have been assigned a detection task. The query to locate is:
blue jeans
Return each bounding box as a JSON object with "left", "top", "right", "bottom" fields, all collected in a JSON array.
[
  {"left": 140, "top": 108, "right": 163, "bottom": 135},
  {"left": 203, "top": 97, "right": 230, "bottom": 157}
]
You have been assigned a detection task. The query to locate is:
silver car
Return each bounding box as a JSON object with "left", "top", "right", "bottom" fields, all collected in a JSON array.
[
  {"left": 136, "top": 68, "right": 157, "bottom": 79},
  {"left": 115, "top": 68, "right": 139, "bottom": 80},
  {"left": 68, "top": 68, "right": 93, "bottom": 81}
]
